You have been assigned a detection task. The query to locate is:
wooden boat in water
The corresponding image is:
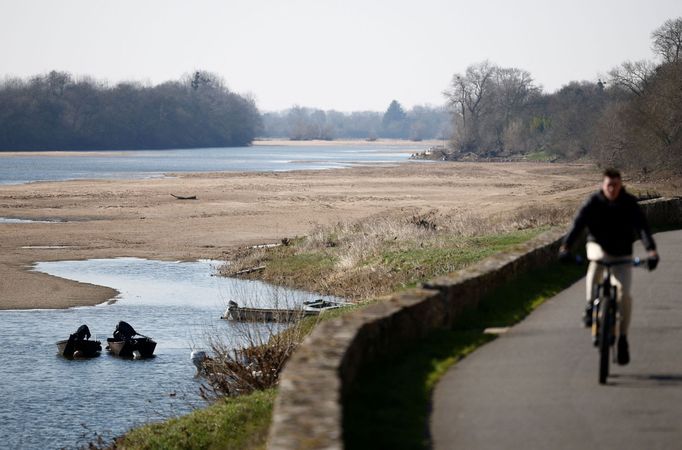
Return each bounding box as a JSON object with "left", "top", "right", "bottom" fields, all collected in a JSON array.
[
  {"left": 106, "top": 337, "right": 157, "bottom": 359},
  {"left": 221, "top": 299, "right": 345, "bottom": 322},
  {"left": 57, "top": 324, "right": 101, "bottom": 359},
  {"left": 56, "top": 338, "right": 102, "bottom": 359},
  {"left": 106, "top": 321, "right": 156, "bottom": 359}
]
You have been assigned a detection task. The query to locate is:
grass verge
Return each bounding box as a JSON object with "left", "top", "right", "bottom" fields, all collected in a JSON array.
[
  {"left": 111, "top": 389, "right": 276, "bottom": 450},
  {"left": 222, "top": 225, "right": 553, "bottom": 301},
  {"left": 343, "top": 261, "right": 585, "bottom": 449}
]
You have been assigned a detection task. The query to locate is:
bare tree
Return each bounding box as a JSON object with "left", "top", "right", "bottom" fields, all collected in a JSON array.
[
  {"left": 544, "top": 81, "right": 610, "bottom": 159},
  {"left": 445, "top": 62, "right": 540, "bottom": 155},
  {"left": 489, "top": 67, "right": 541, "bottom": 153},
  {"left": 493, "top": 68, "right": 539, "bottom": 117},
  {"left": 597, "top": 60, "right": 682, "bottom": 174},
  {"left": 652, "top": 17, "right": 682, "bottom": 63},
  {"left": 444, "top": 61, "right": 496, "bottom": 153},
  {"left": 608, "top": 60, "right": 657, "bottom": 96}
]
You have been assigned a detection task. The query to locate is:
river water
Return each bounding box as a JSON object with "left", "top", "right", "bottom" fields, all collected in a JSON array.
[
  {"left": 0, "top": 143, "right": 424, "bottom": 185},
  {"left": 0, "top": 143, "right": 406, "bottom": 448},
  {"left": 0, "top": 258, "right": 340, "bottom": 449}
]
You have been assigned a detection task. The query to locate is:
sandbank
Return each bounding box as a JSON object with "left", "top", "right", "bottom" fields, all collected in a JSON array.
[{"left": 1, "top": 161, "right": 643, "bottom": 310}]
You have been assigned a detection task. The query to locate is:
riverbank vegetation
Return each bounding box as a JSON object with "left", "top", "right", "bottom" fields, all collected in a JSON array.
[
  {"left": 441, "top": 17, "right": 682, "bottom": 176},
  {"left": 221, "top": 205, "right": 574, "bottom": 300},
  {"left": 111, "top": 389, "right": 276, "bottom": 450},
  {"left": 0, "top": 71, "right": 260, "bottom": 150},
  {"left": 109, "top": 204, "right": 574, "bottom": 449},
  {"left": 193, "top": 206, "right": 579, "bottom": 450},
  {"left": 107, "top": 308, "right": 357, "bottom": 450}
]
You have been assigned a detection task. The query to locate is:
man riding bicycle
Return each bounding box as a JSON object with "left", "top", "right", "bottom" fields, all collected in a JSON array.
[{"left": 559, "top": 168, "right": 659, "bottom": 365}]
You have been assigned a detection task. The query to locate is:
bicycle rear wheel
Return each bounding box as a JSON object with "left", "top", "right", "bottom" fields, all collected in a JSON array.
[{"left": 598, "top": 295, "right": 612, "bottom": 384}]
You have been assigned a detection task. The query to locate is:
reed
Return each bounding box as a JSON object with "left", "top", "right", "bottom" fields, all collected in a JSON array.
[{"left": 220, "top": 205, "right": 574, "bottom": 300}]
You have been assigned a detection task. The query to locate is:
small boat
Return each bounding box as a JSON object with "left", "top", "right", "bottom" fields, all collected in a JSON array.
[
  {"left": 106, "top": 321, "right": 156, "bottom": 359},
  {"left": 302, "top": 298, "right": 345, "bottom": 313},
  {"left": 57, "top": 324, "right": 101, "bottom": 359},
  {"left": 106, "top": 337, "right": 157, "bottom": 359},
  {"left": 57, "top": 339, "right": 102, "bottom": 358},
  {"left": 221, "top": 299, "right": 345, "bottom": 322}
]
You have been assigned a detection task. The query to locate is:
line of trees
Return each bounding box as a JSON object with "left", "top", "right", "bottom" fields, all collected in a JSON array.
[
  {"left": 0, "top": 71, "right": 261, "bottom": 150},
  {"left": 260, "top": 101, "right": 452, "bottom": 141},
  {"left": 443, "top": 16, "right": 682, "bottom": 174},
  {"left": 2, "top": 16, "right": 678, "bottom": 165}
]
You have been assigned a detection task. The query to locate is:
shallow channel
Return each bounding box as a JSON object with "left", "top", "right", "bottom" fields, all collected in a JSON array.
[
  {"left": 0, "top": 258, "right": 338, "bottom": 449},
  {"left": 0, "top": 217, "right": 63, "bottom": 223}
]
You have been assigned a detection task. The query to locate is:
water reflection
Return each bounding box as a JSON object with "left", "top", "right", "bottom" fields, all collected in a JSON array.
[
  {"left": 0, "top": 258, "right": 336, "bottom": 449},
  {"left": 0, "top": 145, "right": 417, "bottom": 185},
  {"left": 0, "top": 217, "right": 63, "bottom": 223}
]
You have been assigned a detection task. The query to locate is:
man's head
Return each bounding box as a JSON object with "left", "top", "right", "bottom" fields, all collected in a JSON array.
[{"left": 601, "top": 168, "right": 622, "bottom": 201}]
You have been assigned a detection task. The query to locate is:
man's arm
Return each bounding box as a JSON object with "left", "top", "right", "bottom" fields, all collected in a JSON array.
[
  {"left": 632, "top": 201, "right": 658, "bottom": 261},
  {"left": 560, "top": 196, "right": 592, "bottom": 253}
]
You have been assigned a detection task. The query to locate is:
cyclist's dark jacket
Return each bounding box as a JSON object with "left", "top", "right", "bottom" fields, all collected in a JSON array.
[{"left": 563, "top": 188, "right": 657, "bottom": 256}]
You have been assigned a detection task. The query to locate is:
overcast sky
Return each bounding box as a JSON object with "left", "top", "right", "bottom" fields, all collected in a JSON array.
[{"left": 1, "top": 0, "right": 680, "bottom": 112}]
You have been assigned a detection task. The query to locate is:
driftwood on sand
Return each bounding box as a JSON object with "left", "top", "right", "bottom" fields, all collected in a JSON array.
[
  {"left": 233, "top": 265, "right": 266, "bottom": 276},
  {"left": 171, "top": 194, "right": 197, "bottom": 200}
]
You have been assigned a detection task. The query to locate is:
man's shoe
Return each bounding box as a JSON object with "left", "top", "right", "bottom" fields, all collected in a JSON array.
[
  {"left": 582, "top": 304, "right": 593, "bottom": 328},
  {"left": 617, "top": 335, "right": 630, "bottom": 365}
]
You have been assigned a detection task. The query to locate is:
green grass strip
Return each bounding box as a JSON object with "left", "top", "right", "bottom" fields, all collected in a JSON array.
[
  {"left": 343, "top": 261, "right": 584, "bottom": 449},
  {"left": 114, "top": 389, "right": 276, "bottom": 450}
]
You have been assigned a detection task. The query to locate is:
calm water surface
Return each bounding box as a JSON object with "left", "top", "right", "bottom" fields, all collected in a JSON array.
[
  {"left": 0, "top": 143, "right": 424, "bottom": 184},
  {"left": 0, "top": 258, "right": 339, "bottom": 450},
  {"left": 0, "top": 144, "right": 382, "bottom": 448},
  {"left": 0, "top": 217, "right": 62, "bottom": 223}
]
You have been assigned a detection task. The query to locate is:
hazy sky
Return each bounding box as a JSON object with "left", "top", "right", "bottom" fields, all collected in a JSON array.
[{"left": 1, "top": 0, "right": 680, "bottom": 112}]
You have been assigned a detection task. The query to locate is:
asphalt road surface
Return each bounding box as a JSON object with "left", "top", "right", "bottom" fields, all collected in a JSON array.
[{"left": 431, "top": 230, "right": 682, "bottom": 450}]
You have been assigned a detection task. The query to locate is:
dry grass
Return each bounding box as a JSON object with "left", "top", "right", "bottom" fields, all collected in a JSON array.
[
  {"left": 220, "top": 204, "right": 575, "bottom": 301},
  {"left": 197, "top": 294, "right": 334, "bottom": 401},
  {"left": 206, "top": 203, "right": 576, "bottom": 393},
  {"left": 199, "top": 328, "right": 303, "bottom": 400}
]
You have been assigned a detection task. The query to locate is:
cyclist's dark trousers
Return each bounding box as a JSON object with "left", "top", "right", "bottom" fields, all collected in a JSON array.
[{"left": 586, "top": 242, "right": 633, "bottom": 335}]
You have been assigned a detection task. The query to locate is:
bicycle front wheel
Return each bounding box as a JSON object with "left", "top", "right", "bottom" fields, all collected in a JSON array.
[{"left": 598, "top": 295, "right": 612, "bottom": 384}]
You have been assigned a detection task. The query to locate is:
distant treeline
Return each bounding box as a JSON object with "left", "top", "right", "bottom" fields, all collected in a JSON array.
[
  {"left": 443, "top": 16, "right": 682, "bottom": 174},
  {"left": 260, "top": 101, "right": 452, "bottom": 141},
  {"left": 0, "top": 71, "right": 261, "bottom": 150},
  {"left": 2, "top": 16, "right": 679, "bottom": 170}
]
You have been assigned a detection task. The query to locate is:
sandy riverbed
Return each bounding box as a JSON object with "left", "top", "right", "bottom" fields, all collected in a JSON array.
[{"left": 1, "top": 161, "right": 660, "bottom": 310}]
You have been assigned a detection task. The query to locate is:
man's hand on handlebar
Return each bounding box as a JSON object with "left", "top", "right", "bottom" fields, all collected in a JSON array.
[
  {"left": 558, "top": 245, "right": 582, "bottom": 264},
  {"left": 558, "top": 245, "right": 572, "bottom": 263},
  {"left": 558, "top": 250, "right": 573, "bottom": 264}
]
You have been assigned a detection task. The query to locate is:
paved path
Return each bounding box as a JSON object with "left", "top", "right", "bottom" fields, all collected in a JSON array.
[{"left": 431, "top": 230, "right": 682, "bottom": 450}]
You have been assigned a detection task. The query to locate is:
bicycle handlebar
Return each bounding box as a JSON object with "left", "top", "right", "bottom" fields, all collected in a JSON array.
[
  {"left": 592, "top": 257, "right": 642, "bottom": 268},
  {"left": 559, "top": 251, "right": 657, "bottom": 270}
]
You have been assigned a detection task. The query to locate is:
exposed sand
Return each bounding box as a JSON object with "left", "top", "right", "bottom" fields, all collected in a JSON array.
[{"left": 0, "top": 161, "right": 632, "bottom": 310}]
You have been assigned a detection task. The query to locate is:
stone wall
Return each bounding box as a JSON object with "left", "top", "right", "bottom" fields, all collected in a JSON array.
[{"left": 267, "top": 197, "right": 681, "bottom": 450}]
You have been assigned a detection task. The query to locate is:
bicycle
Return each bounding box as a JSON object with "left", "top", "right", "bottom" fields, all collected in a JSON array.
[{"left": 590, "top": 258, "right": 644, "bottom": 384}]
